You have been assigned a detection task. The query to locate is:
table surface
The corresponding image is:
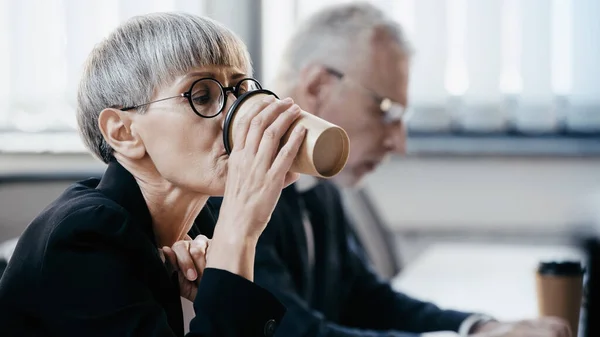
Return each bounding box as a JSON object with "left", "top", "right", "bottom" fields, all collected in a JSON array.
[{"left": 391, "top": 242, "right": 585, "bottom": 322}]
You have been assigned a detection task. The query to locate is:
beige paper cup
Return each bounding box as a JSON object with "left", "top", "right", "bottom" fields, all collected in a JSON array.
[
  {"left": 536, "top": 261, "right": 585, "bottom": 337},
  {"left": 223, "top": 91, "right": 349, "bottom": 178}
]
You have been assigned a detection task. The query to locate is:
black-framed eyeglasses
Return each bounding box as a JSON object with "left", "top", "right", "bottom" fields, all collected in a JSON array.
[
  {"left": 121, "top": 78, "right": 262, "bottom": 118},
  {"left": 325, "top": 68, "right": 407, "bottom": 123}
]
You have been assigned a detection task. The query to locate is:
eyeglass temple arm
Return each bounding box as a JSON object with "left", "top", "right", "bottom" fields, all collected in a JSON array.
[
  {"left": 121, "top": 94, "right": 185, "bottom": 111},
  {"left": 325, "top": 68, "right": 344, "bottom": 79}
]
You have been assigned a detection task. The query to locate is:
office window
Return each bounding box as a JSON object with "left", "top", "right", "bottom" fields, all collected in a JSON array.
[
  {"left": 262, "top": 0, "right": 600, "bottom": 137},
  {"left": 1, "top": 0, "right": 598, "bottom": 154},
  {"left": 0, "top": 0, "right": 207, "bottom": 152}
]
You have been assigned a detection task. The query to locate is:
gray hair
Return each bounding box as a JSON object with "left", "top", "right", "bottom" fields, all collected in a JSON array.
[
  {"left": 77, "top": 12, "right": 251, "bottom": 163},
  {"left": 273, "top": 2, "right": 412, "bottom": 96}
]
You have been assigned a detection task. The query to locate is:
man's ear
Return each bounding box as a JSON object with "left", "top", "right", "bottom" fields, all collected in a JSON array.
[
  {"left": 97, "top": 108, "right": 146, "bottom": 160},
  {"left": 297, "top": 64, "right": 337, "bottom": 115}
]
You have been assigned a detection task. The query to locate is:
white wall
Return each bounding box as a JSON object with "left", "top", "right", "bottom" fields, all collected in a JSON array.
[
  {"left": 365, "top": 156, "right": 600, "bottom": 234},
  {"left": 2, "top": 153, "right": 599, "bottom": 242}
]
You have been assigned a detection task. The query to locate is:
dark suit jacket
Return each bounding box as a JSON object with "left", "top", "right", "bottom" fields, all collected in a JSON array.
[
  {"left": 0, "top": 160, "right": 285, "bottom": 337},
  {"left": 211, "top": 181, "right": 473, "bottom": 337}
]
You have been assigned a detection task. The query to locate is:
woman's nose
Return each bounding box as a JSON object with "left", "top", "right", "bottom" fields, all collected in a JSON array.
[{"left": 223, "top": 91, "right": 238, "bottom": 111}]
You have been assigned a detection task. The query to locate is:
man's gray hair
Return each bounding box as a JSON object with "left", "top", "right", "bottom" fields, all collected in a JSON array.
[
  {"left": 273, "top": 2, "right": 412, "bottom": 96},
  {"left": 77, "top": 12, "right": 251, "bottom": 163}
]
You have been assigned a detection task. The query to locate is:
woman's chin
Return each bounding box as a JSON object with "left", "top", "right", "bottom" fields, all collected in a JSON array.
[
  {"left": 203, "top": 179, "right": 227, "bottom": 197},
  {"left": 208, "top": 186, "right": 226, "bottom": 197},
  {"left": 189, "top": 182, "right": 226, "bottom": 197}
]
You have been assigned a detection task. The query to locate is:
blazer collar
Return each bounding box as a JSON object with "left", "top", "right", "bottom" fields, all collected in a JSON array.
[
  {"left": 96, "top": 159, "right": 156, "bottom": 245},
  {"left": 96, "top": 159, "right": 186, "bottom": 335},
  {"left": 294, "top": 175, "right": 319, "bottom": 193}
]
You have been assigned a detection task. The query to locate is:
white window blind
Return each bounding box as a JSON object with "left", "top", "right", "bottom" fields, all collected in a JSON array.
[
  {"left": 0, "top": 0, "right": 598, "bottom": 153},
  {"left": 262, "top": 0, "right": 600, "bottom": 134},
  {"left": 0, "top": 0, "right": 208, "bottom": 152}
]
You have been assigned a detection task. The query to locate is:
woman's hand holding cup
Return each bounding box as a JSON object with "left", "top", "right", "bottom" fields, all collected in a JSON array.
[{"left": 208, "top": 96, "right": 306, "bottom": 280}]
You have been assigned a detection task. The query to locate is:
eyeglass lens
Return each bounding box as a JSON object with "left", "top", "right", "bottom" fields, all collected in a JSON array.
[{"left": 188, "top": 78, "right": 261, "bottom": 117}]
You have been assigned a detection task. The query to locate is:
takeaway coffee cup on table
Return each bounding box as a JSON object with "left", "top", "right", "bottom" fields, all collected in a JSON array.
[
  {"left": 536, "top": 261, "right": 585, "bottom": 336},
  {"left": 223, "top": 90, "right": 350, "bottom": 178}
]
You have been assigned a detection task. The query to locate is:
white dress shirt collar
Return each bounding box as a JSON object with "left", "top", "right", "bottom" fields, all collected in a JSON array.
[{"left": 294, "top": 174, "right": 319, "bottom": 193}]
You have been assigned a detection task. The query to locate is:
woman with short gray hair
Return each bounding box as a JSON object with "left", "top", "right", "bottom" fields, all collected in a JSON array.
[{"left": 0, "top": 12, "right": 305, "bottom": 336}]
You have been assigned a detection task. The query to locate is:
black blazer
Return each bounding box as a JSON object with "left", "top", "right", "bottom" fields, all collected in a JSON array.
[
  {"left": 0, "top": 160, "right": 285, "bottom": 337},
  {"left": 211, "top": 181, "right": 473, "bottom": 337}
]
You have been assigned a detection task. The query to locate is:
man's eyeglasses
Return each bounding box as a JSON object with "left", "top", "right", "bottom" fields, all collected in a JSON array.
[
  {"left": 325, "top": 68, "right": 406, "bottom": 123},
  {"left": 121, "top": 78, "right": 262, "bottom": 118}
]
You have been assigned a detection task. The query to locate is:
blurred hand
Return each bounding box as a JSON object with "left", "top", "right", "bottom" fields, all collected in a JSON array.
[
  {"left": 208, "top": 96, "right": 306, "bottom": 280},
  {"left": 161, "top": 235, "right": 210, "bottom": 302},
  {"left": 471, "top": 317, "right": 571, "bottom": 337}
]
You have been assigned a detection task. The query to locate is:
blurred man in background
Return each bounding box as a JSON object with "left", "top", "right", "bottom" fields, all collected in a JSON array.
[{"left": 216, "top": 3, "right": 571, "bottom": 337}]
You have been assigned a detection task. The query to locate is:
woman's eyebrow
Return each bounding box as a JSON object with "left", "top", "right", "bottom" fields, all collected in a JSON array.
[
  {"left": 182, "top": 72, "right": 215, "bottom": 81},
  {"left": 177, "top": 71, "right": 248, "bottom": 87},
  {"left": 230, "top": 73, "right": 246, "bottom": 81}
]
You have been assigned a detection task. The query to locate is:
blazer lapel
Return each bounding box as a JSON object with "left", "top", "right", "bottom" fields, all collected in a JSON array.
[{"left": 96, "top": 160, "right": 185, "bottom": 336}]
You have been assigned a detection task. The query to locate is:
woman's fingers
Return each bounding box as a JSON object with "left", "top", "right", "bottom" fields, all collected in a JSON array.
[
  {"left": 171, "top": 240, "right": 197, "bottom": 281},
  {"left": 283, "top": 171, "right": 300, "bottom": 188},
  {"left": 231, "top": 98, "right": 271, "bottom": 152},
  {"left": 243, "top": 97, "right": 295, "bottom": 155},
  {"left": 189, "top": 236, "right": 209, "bottom": 279},
  {"left": 162, "top": 246, "right": 178, "bottom": 270},
  {"left": 255, "top": 104, "right": 301, "bottom": 169},
  {"left": 192, "top": 234, "right": 210, "bottom": 244},
  {"left": 164, "top": 236, "right": 209, "bottom": 282},
  {"left": 269, "top": 125, "right": 306, "bottom": 179}
]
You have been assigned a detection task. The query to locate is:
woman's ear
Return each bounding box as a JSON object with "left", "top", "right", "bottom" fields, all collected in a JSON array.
[
  {"left": 97, "top": 108, "right": 146, "bottom": 160},
  {"left": 296, "top": 64, "right": 337, "bottom": 114}
]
